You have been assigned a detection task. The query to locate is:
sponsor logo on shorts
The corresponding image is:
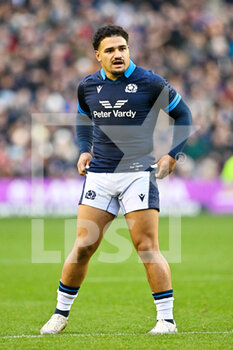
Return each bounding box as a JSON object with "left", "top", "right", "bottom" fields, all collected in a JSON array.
[
  {"left": 85, "top": 190, "right": 96, "bottom": 200},
  {"left": 138, "top": 194, "right": 145, "bottom": 202}
]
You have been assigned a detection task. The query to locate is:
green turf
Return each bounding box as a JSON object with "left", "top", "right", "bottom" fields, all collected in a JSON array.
[{"left": 0, "top": 215, "right": 232, "bottom": 349}]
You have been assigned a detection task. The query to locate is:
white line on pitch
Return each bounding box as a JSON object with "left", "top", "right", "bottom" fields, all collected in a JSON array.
[{"left": 1, "top": 331, "right": 233, "bottom": 339}]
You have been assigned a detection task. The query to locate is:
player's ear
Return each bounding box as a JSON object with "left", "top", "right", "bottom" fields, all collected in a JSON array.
[{"left": 95, "top": 50, "right": 101, "bottom": 62}]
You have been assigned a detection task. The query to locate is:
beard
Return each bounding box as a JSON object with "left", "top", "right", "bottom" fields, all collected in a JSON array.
[{"left": 110, "top": 62, "right": 126, "bottom": 76}]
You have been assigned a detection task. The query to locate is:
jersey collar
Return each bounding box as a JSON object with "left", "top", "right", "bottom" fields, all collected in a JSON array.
[{"left": 100, "top": 59, "right": 136, "bottom": 80}]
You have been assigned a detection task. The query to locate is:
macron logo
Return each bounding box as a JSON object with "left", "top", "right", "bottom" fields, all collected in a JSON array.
[
  {"left": 138, "top": 194, "right": 145, "bottom": 202},
  {"left": 99, "top": 100, "right": 128, "bottom": 109},
  {"left": 97, "top": 85, "right": 103, "bottom": 93}
]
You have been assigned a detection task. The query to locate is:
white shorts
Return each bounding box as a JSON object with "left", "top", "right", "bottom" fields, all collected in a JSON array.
[{"left": 79, "top": 171, "right": 160, "bottom": 216}]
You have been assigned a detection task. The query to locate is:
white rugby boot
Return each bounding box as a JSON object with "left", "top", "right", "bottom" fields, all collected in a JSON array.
[
  {"left": 40, "top": 314, "right": 68, "bottom": 335},
  {"left": 148, "top": 319, "right": 177, "bottom": 334}
]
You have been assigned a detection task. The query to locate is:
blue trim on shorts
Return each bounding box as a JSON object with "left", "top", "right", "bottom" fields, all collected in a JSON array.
[
  {"left": 148, "top": 172, "right": 160, "bottom": 212},
  {"left": 79, "top": 178, "right": 86, "bottom": 205}
]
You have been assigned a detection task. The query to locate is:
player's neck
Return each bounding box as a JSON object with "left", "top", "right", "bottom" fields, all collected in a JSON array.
[
  {"left": 105, "top": 71, "right": 124, "bottom": 81},
  {"left": 103, "top": 62, "right": 130, "bottom": 81}
]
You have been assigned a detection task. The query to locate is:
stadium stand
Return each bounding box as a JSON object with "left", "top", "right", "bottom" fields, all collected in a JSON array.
[{"left": 0, "top": 0, "right": 232, "bottom": 179}]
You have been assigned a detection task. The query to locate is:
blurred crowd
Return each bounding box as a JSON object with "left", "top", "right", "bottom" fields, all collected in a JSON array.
[{"left": 0, "top": 0, "right": 233, "bottom": 179}]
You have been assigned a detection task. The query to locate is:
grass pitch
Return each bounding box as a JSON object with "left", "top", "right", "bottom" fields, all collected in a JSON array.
[{"left": 0, "top": 215, "right": 232, "bottom": 349}]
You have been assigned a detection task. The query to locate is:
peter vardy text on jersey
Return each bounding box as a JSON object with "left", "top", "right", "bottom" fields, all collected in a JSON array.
[{"left": 93, "top": 110, "right": 136, "bottom": 118}]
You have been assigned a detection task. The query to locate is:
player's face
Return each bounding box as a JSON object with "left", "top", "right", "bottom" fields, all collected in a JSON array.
[{"left": 95, "top": 36, "right": 130, "bottom": 80}]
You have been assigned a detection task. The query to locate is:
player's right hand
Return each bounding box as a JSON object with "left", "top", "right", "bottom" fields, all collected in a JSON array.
[{"left": 77, "top": 152, "right": 92, "bottom": 175}]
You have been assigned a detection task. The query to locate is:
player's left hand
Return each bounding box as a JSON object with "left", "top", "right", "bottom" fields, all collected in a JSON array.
[{"left": 151, "top": 155, "right": 176, "bottom": 179}]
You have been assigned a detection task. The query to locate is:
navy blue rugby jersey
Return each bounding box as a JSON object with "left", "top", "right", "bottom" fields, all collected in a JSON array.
[{"left": 77, "top": 60, "right": 184, "bottom": 173}]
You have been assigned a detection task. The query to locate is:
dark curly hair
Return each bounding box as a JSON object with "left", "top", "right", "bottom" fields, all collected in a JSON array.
[{"left": 92, "top": 25, "right": 129, "bottom": 50}]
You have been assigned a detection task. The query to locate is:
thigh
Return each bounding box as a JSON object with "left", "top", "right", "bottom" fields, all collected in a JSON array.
[
  {"left": 125, "top": 209, "right": 159, "bottom": 250},
  {"left": 76, "top": 204, "right": 115, "bottom": 248}
]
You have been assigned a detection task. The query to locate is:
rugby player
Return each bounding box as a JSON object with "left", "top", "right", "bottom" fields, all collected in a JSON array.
[{"left": 41, "top": 25, "right": 192, "bottom": 335}]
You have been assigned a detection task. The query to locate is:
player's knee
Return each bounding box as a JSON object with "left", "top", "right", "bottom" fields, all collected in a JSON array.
[
  {"left": 76, "top": 244, "right": 96, "bottom": 262},
  {"left": 135, "top": 240, "right": 159, "bottom": 253},
  {"left": 136, "top": 241, "right": 161, "bottom": 263}
]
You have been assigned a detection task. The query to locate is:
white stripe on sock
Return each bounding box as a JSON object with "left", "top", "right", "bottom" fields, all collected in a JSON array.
[
  {"left": 56, "top": 290, "right": 78, "bottom": 311},
  {"left": 154, "top": 297, "right": 174, "bottom": 320}
]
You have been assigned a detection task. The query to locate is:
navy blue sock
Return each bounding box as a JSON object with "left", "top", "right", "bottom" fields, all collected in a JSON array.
[
  {"left": 54, "top": 308, "right": 70, "bottom": 317},
  {"left": 165, "top": 319, "right": 174, "bottom": 324},
  {"left": 152, "top": 289, "right": 173, "bottom": 301},
  {"left": 59, "top": 281, "right": 80, "bottom": 295}
]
